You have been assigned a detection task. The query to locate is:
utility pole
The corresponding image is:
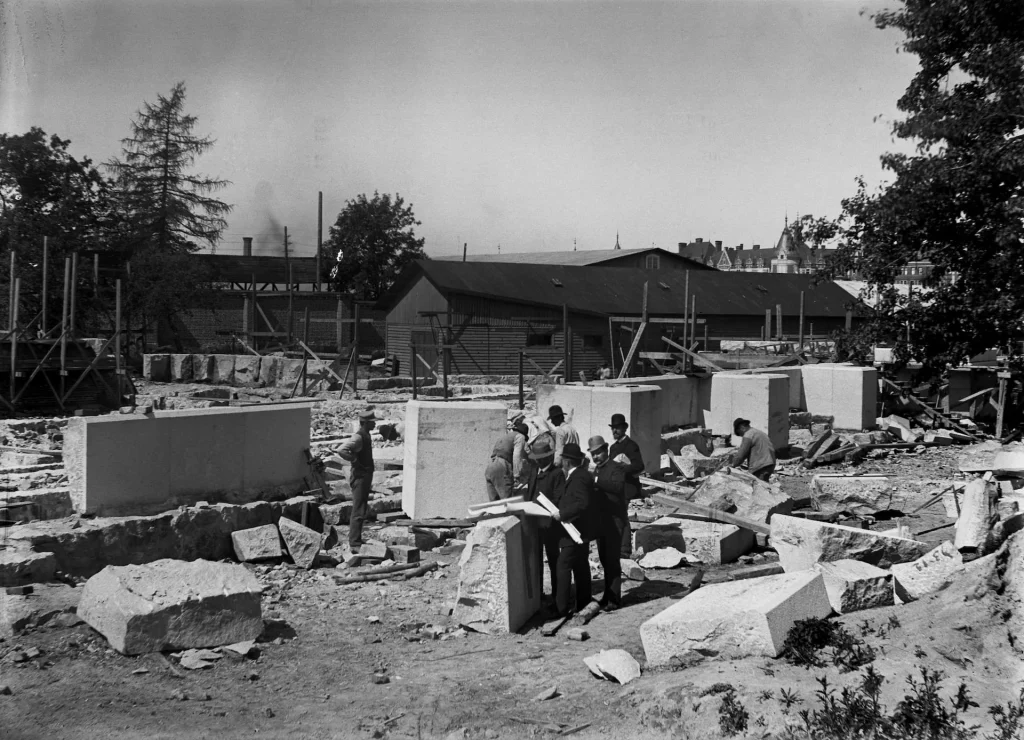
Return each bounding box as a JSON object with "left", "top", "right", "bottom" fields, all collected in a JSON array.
[{"left": 316, "top": 193, "right": 323, "bottom": 292}]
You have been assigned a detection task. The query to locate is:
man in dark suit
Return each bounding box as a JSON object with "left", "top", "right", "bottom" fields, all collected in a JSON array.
[
  {"left": 525, "top": 437, "right": 566, "bottom": 607},
  {"left": 550, "top": 442, "right": 597, "bottom": 617},
  {"left": 608, "top": 413, "right": 644, "bottom": 557},
  {"left": 588, "top": 435, "right": 627, "bottom": 610}
]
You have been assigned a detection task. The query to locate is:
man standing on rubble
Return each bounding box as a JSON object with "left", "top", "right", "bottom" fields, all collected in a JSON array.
[
  {"left": 338, "top": 407, "right": 376, "bottom": 553},
  {"left": 588, "top": 435, "right": 626, "bottom": 610},
  {"left": 730, "top": 418, "right": 777, "bottom": 481},
  {"left": 550, "top": 442, "right": 597, "bottom": 617},
  {"left": 548, "top": 405, "right": 579, "bottom": 466},
  {"left": 526, "top": 438, "right": 566, "bottom": 609},
  {"left": 608, "top": 413, "right": 644, "bottom": 557},
  {"left": 484, "top": 434, "right": 515, "bottom": 501}
]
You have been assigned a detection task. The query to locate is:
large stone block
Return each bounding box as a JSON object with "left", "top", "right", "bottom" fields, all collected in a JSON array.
[
  {"left": 0, "top": 546, "right": 57, "bottom": 587},
  {"left": 277, "top": 517, "right": 322, "bottom": 569},
  {"left": 706, "top": 373, "right": 789, "bottom": 450},
  {"left": 452, "top": 515, "right": 540, "bottom": 633},
  {"left": 598, "top": 374, "right": 710, "bottom": 429},
  {"left": 771, "top": 514, "right": 931, "bottom": 572},
  {"left": 890, "top": 541, "right": 965, "bottom": 602},
  {"left": 210, "top": 354, "right": 236, "bottom": 385},
  {"left": 640, "top": 571, "right": 831, "bottom": 663},
  {"left": 143, "top": 354, "right": 171, "bottom": 382},
  {"left": 811, "top": 475, "right": 894, "bottom": 515},
  {"left": 812, "top": 559, "right": 893, "bottom": 613},
  {"left": 170, "top": 354, "right": 193, "bottom": 382},
  {"left": 258, "top": 356, "right": 284, "bottom": 386},
  {"left": 65, "top": 404, "right": 312, "bottom": 516},
  {"left": 233, "top": 355, "right": 262, "bottom": 387},
  {"left": 672, "top": 445, "right": 730, "bottom": 479},
  {"left": 78, "top": 559, "right": 263, "bottom": 655},
  {"left": 403, "top": 400, "right": 508, "bottom": 519},
  {"left": 231, "top": 524, "right": 283, "bottom": 562},
  {"left": 746, "top": 366, "right": 804, "bottom": 410},
  {"left": 661, "top": 428, "right": 713, "bottom": 456},
  {"left": 800, "top": 364, "right": 878, "bottom": 431},
  {"left": 692, "top": 468, "right": 793, "bottom": 525},
  {"left": 277, "top": 359, "right": 306, "bottom": 389},
  {"left": 191, "top": 355, "right": 214, "bottom": 382},
  {"left": 636, "top": 516, "right": 753, "bottom": 564}
]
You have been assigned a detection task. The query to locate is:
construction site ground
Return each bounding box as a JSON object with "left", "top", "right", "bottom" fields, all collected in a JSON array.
[{"left": 1, "top": 382, "right": 1021, "bottom": 740}]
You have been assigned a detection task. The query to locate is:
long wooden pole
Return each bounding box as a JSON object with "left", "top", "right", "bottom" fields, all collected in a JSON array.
[
  {"left": 562, "top": 303, "right": 569, "bottom": 384},
  {"left": 336, "top": 297, "right": 343, "bottom": 355},
  {"left": 353, "top": 302, "right": 360, "bottom": 399},
  {"left": 691, "top": 296, "right": 697, "bottom": 352},
  {"left": 301, "top": 306, "right": 310, "bottom": 395},
  {"left": 41, "top": 237, "right": 48, "bottom": 336},
  {"left": 60, "top": 258, "right": 69, "bottom": 399},
  {"left": 114, "top": 278, "right": 122, "bottom": 403},
  {"left": 682, "top": 271, "right": 690, "bottom": 371},
  {"left": 10, "top": 278, "right": 19, "bottom": 400},
  {"left": 798, "top": 290, "right": 805, "bottom": 349},
  {"left": 69, "top": 252, "right": 78, "bottom": 338},
  {"left": 316, "top": 192, "right": 323, "bottom": 293},
  {"left": 8, "top": 251, "right": 14, "bottom": 331},
  {"left": 608, "top": 316, "right": 616, "bottom": 377},
  {"left": 764, "top": 309, "right": 771, "bottom": 341},
  {"left": 518, "top": 351, "right": 524, "bottom": 410},
  {"left": 287, "top": 262, "right": 294, "bottom": 345}
]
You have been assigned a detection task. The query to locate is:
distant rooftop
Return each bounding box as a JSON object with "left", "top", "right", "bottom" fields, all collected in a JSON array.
[{"left": 436, "top": 246, "right": 710, "bottom": 269}]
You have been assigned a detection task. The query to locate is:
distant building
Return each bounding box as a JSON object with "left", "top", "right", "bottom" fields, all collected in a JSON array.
[
  {"left": 678, "top": 221, "right": 830, "bottom": 275},
  {"left": 895, "top": 260, "right": 934, "bottom": 286}
]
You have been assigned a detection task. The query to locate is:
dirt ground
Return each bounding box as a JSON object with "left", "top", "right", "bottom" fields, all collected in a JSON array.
[{"left": 2, "top": 394, "right": 1022, "bottom": 740}]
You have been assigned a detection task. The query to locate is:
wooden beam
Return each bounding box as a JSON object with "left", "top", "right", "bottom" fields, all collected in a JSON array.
[
  {"left": 649, "top": 490, "right": 770, "bottom": 535},
  {"left": 616, "top": 321, "right": 647, "bottom": 378},
  {"left": 661, "top": 335, "right": 724, "bottom": 372}
]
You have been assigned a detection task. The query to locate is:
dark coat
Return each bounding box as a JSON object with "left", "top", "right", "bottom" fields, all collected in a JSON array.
[
  {"left": 555, "top": 465, "right": 598, "bottom": 546},
  {"left": 527, "top": 464, "right": 566, "bottom": 533},
  {"left": 609, "top": 435, "right": 644, "bottom": 500},
  {"left": 593, "top": 459, "right": 629, "bottom": 519}
]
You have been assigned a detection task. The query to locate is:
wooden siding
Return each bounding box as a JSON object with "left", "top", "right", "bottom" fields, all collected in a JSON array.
[{"left": 386, "top": 277, "right": 446, "bottom": 325}]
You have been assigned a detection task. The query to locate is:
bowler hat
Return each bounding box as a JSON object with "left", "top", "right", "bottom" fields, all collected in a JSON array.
[
  {"left": 548, "top": 405, "right": 565, "bottom": 420},
  {"left": 587, "top": 435, "right": 608, "bottom": 453},
  {"left": 733, "top": 417, "right": 750, "bottom": 435},
  {"left": 560, "top": 442, "right": 586, "bottom": 462},
  {"left": 528, "top": 438, "right": 555, "bottom": 461},
  {"left": 609, "top": 413, "right": 628, "bottom": 429},
  {"left": 359, "top": 408, "right": 377, "bottom": 421}
]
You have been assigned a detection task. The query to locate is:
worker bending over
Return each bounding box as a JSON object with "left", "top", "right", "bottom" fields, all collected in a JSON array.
[{"left": 730, "top": 417, "right": 777, "bottom": 481}]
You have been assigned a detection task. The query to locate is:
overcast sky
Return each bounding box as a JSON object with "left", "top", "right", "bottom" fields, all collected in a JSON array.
[{"left": 1, "top": 0, "right": 917, "bottom": 259}]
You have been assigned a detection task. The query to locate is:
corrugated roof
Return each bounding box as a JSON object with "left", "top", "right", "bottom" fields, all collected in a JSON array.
[
  {"left": 379, "top": 260, "right": 866, "bottom": 318},
  {"left": 202, "top": 255, "right": 320, "bottom": 283},
  {"left": 436, "top": 247, "right": 710, "bottom": 270}
]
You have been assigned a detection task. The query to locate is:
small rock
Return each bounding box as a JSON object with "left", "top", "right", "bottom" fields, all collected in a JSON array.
[
  {"left": 639, "top": 547, "right": 686, "bottom": 569},
  {"left": 247, "top": 672, "right": 260, "bottom": 681},
  {"left": 11, "top": 652, "right": 28, "bottom": 664},
  {"left": 0, "top": 685, "right": 11, "bottom": 695},
  {"left": 221, "top": 640, "right": 256, "bottom": 658},
  {"left": 533, "top": 686, "right": 559, "bottom": 701},
  {"left": 197, "top": 692, "right": 212, "bottom": 702},
  {"left": 372, "top": 672, "right": 390, "bottom": 685},
  {"left": 170, "top": 690, "right": 188, "bottom": 702},
  {"left": 565, "top": 628, "right": 589, "bottom": 642},
  {"left": 5, "top": 585, "right": 33, "bottom": 596},
  {"left": 367, "top": 616, "right": 380, "bottom": 624},
  {"left": 264, "top": 707, "right": 275, "bottom": 718},
  {"left": 131, "top": 668, "right": 149, "bottom": 675},
  {"left": 23, "top": 647, "right": 41, "bottom": 659}
]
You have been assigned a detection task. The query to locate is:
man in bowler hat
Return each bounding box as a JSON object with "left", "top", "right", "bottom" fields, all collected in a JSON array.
[{"left": 608, "top": 413, "right": 644, "bottom": 556}]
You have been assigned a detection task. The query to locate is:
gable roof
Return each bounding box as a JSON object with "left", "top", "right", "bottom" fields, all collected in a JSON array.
[
  {"left": 437, "top": 246, "right": 711, "bottom": 270},
  {"left": 379, "top": 260, "right": 866, "bottom": 318}
]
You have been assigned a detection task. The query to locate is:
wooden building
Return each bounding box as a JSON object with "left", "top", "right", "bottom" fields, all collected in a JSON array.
[
  {"left": 440, "top": 244, "right": 712, "bottom": 273},
  {"left": 378, "top": 260, "right": 866, "bottom": 376}
]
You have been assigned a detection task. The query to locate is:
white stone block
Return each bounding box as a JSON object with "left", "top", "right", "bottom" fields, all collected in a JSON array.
[
  {"left": 811, "top": 475, "right": 893, "bottom": 516},
  {"left": 231, "top": 524, "right": 283, "bottom": 562},
  {"left": 693, "top": 469, "right": 794, "bottom": 525},
  {"left": 706, "top": 373, "right": 789, "bottom": 450},
  {"left": 636, "top": 516, "right": 752, "bottom": 564},
  {"left": 233, "top": 355, "right": 262, "bottom": 387},
  {"left": 771, "top": 514, "right": 931, "bottom": 572},
  {"left": 746, "top": 366, "right": 804, "bottom": 410},
  {"left": 64, "top": 404, "right": 313, "bottom": 516},
  {"left": 210, "top": 354, "right": 236, "bottom": 385},
  {"left": 890, "top": 541, "right": 965, "bottom": 602},
  {"left": 78, "top": 559, "right": 263, "bottom": 655},
  {"left": 800, "top": 364, "right": 878, "bottom": 431},
  {"left": 403, "top": 400, "right": 508, "bottom": 519},
  {"left": 598, "top": 374, "right": 710, "bottom": 429},
  {"left": 640, "top": 571, "right": 831, "bottom": 663},
  {"left": 452, "top": 515, "right": 540, "bottom": 633},
  {"left": 812, "top": 559, "right": 893, "bottom": 613}
]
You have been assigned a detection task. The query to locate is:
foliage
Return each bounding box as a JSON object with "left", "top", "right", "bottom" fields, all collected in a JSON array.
[
  {"left": 717, "top": 687, "right": 749, "bottom": 737},
  {"left": 787, "top": 214, "right": 839, "bottom": 250},
  {"left": 783, "top": 617, "right": 876, "bottom": 672},
  {"left": 324, "top": 191, "right": 427, "bottom": 301},
  {"left": 827, "top": 0, "right": 1024, "bottom": 372}
]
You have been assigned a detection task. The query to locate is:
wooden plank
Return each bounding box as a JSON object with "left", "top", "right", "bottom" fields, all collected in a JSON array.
[
  {"left": 0, "top": 444, "right": 62, "bottom": 458},
  {"left": 649, "top": 491, "right": 770, "bottom": 535},
  {"left": 616, "top": 321, "right": 647, "bottom": 378},
  {"left": 661, "top": 336, "right": 724, "bottom": 372}
]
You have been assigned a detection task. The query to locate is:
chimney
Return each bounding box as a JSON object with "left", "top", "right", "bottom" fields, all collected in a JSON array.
[
  {"left": 736, "top": 243, "right": 744, "bottom": 251},
  {"left": 753, "top": 244, "right": 760, "bottom": 249},
  {"left": 715, "top": 240, "right": 722, "bottom": 249},
  {"left": 695, "top": 237, "right": 704, "bottom": 243},
  {"left": 242, "top": 237, "right": 253, "bottom": 256}
]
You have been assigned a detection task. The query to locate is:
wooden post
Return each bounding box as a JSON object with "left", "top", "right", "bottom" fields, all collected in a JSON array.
[
  {"left": 682, "top": 271, "right": 690, "bottom": 370},
  {"left": 115, "top": 278, "right": 122, "bottom": 403},
  {"left": 301, "top": 306, "right": 310, "bottom": 395},
  {"left": 60, "top": 258, "right": 70, "bottom": 399},
  {"left": 410, "top": 343, "right": 417, "bottom": 400},
  {"left": 691, "top": 296, "right": 697, "bottom": 351},
  {"left": 8, "top": 251, "right": 14, "bottom": 332},
  {"left": 336, "top": 297, "right": 344, "bottom": 355},
  {"left": 996, "top": 371, "right": 1010, "bottom": 439},
  {"left": 703, "top": 322, "right": 708, "bottom": 350},
  {"left": 352, "top": 302, "right": 360, "bottom": 399},
  {"left": 41, "top": 237, "right": 48, "bottom": 336},
  {"left": 316, "top": 192, "right": 323, "bottom": 293},
  {"left": 798, "top": 290, "right": 805, "bottom": 349},
  {"left": 287, "top": 262, "right": 294, "bottom": 345},
  {"left": 242, "top": 295, "right": 250, "bottom": 342},
  {"left": 562, "top": 303, "right": 569, "bottom": 384},
  {"left": 775, "top": 304, "right": 782, "bottom": 340},
  {"left": 9, "top": 278, "right": 19, "bottom": 400},
  {"left": 608, "top": 316, "right": 616, "bottom": 377},
  {"left": 845, "top": 309, "right": 852, "bottom": 332},
  {"left": 764, "top": 309, "right": 771, "bottom": 341},
  {"left": 518, "top": 351, "right": 524, "bottom": 410},
  {"left": 93, "top": 253, "right": 99, "bottom": 287},
  {"left": 249, "top": 273, "right": 257, "bottom": 351}
]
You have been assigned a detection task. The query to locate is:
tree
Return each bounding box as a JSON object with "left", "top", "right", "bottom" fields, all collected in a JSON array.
[
  {"left": 324, "top": 192, "right": 427, "bottom": 300},
  {"left": 828, "top": 0, "right": 1024, "bottom": 372},
  {"left": 786, "top": 214, "right": 838, "bottom": 250}
]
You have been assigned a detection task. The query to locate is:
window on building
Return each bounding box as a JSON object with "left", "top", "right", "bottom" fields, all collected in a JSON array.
[
  {"left": 645, "top": 254, "right": 660, "bottom": 270},
  {"left": 582, "top": 334, "right": 603, "bottom": 348},
  {"left": 526, "top": 332, "right": 554, "bottom": 347}
]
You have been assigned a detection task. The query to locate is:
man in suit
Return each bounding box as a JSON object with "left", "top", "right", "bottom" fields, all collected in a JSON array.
[
  {"left": 525, "top": 437, "right": 566, "bottom": 607},
  {"left": 588, "top": 435, "right": 627, "bottom": 610},
  {"left": 608, "top": 413, "right": 644, "bottom": 557},
  {"left": 550, "top": 442, "right": 596, "bottom": 617},
  {"left": 548, "top": 405, "right": 579, "bottom": 466}
]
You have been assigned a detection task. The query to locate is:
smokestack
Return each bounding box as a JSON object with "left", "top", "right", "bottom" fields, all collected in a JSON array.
[{"left": 243, "top": 237, "right": 253, "bottom": 256}]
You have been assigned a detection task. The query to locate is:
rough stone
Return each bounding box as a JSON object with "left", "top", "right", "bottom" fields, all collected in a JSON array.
[
  {"left": 233, "top": 355, "right": 262, "bottom": 387},
  {"left": 170, "top": 354, "right": 193, "bottom": 383},
  {"left": 143, "top": 354, "right": 171, "bottom": 382},
  {"left": 257, "top": 356, "right": 284, "bottom": 387},
  {"left": 771, "top": 514, "right": 931, "bottom": 572},
  {"left": 811, "top": 475, "right": 894, "bottom": 516},
  {"left": 890, "top": 541, "right": 965, "bottom": 602},
  {"left": 640, "top": 571, "right": 831, "bottom": 663},
  {"left": 582, "top": 649, "right": 641, "bottom": 685},
  {"left": 191, "top": 355, "right": 214, "bottom": 383},
  {"left": 672, "top": 445, "right": 730, "bottom": 479},
  {"left": 210, "top": 355, "right": 236, "bottom": 385},
  {"left": 661, "top": 428, "right": 713, "bottom": 456},
  {"left": 231, "top": 524, "right": 284, "bottom": 563},
  {"left": 0, "top": 547, "right": 57, "bottom": 587},
  {"left": 277, "top": 517, "right": 322, "bottom": 569},
  {"left": 78, "top": 559, "right": 263, "bottom": 655},
  {"left": 638, "top": 547, "right": 686, "bottom": 569},
  {"left": 954, "top": 478, "right": 998, "bottom": 554},
  {"left": 621, "top": 559, "right": 646, "bottom": 581},
  {"left": 812, "top": 559, "right": 893, "bottom": 613},
  {"left": 692, "top": 469, "right": 793, "bottom": 525},
  {"left": 452, "top": 515, "right": 540, "bottom": 633}
]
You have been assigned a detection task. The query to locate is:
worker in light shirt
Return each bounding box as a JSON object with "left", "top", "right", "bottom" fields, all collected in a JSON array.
[{"left": 730, "top": 417, "right": 777, "bottom": 481}]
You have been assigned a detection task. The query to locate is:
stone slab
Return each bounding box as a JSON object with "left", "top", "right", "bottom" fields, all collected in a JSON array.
[
  {"left": 233, "top": 355, "right": 262, "bottom": 387},
  {"left": 231, "top": 524, "right": 284, "bottom": 562},
  {"left": 692, "top": 469, "right": 793, "bottom": 525},
  {"left": 640, "top": 571, "right": 831, "bottom": 663},
  {"left": 65, "top": 403, "right": 313, "bottom": 516},
  {"left": 402, "top": 400, "right": 508, "bottom": 519},
  {"left": 78, "top": 559, "right": 263, "bottom": 655},
  {"left": 277, "top": 517, "right": 322, "bottom": 569},
  {"left": 0, "top": 547, "right": 57, "bottom": 587},
  {"left": 771, "top": 514, "right": 931, "bottom": 572},
  {"left": 746, "top": 366, "right": 804, "bottom": 410},
  {"left": 452, "top": 515, "right": 540, "bottom": 633},
  {"left": 210, "top": 354, "right": 236, "bottom": 385},
  {"left": 812, "top": 559, "right": 893, "bottom": 613},
  {"left": 143, "top": 354, "right": 171, "bottom": 382},
  {"left": 706, "top": 373, "right": 789, "bottom": 449},
  {"left": 597, "top": 375, "right": 710, "bottom": 429},
  {"left": 801, "top": 364, "right": 877, "bottom": 431},
  {"left": 890, "top": 541, "right": 965, "bottom": 602},
  {"left": 811, "top": 475, "right": 893, "bottom": 515}
]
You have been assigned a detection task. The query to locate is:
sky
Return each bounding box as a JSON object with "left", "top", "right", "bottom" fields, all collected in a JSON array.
[{"left": 0, "top": 0, "right": 919, "bottom": 260}]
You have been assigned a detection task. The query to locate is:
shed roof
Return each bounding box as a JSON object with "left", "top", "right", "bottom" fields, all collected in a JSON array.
[
  {"left": 437, "top": 246, "right": 711, "bottom": 270},
  {"left": 202, "top": 255, "right": 319, "bottom": 284},
  {"left": 379, "top": 260, "right": 866, "bottom": 318}
]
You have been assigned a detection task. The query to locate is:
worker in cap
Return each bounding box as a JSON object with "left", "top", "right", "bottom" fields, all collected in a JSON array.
[
  {"left": 525, "top": 437, "right": 566, "bottom": 608},
  {"left": 508, "top": 412, "right": 532, "bottom": 492},
  {"left": 549, "top": 442, "right": 597, "bottom": 617},
  {"left": 608, "top": 413, "right": 644, "bottom": 557},
  {"left": 547, "top": 405, "right": 579, "bottom": 467},
  {"left": 588, "top": 435, "right": 627, "bottom": 610},
  {"left": 484, "top": 433, "right": 516, "bottom": 502},
  {"left": 731, "top": 418, "right": 777, "bottom": 481},
  {"left": 337, "top": 407, "right": 377, "bottom": 552}
]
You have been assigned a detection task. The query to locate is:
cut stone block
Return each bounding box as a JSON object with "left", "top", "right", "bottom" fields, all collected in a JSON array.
[
  {"left": 452, "top": 515, "right": 540, "bottom": 634},
  {"left": 258, "top": 356, "right": 284, "bottom": 386},
  {"left": 771, "top": 514, "right": 931, "bottom": 572},
  {"left": 170, "top": 354, "right": 193, "bottom": 382},
  {"left": 78, "top": 559, "right": 263, "bottom": 655},
  {"left": 640, "top": 571, "right": 831, "bottom": 663},
  {"left": 812, "top": 559, "right": 893, "bottom": 613},
  {"left": 386, "top": 545, "right": 420, "bottom": 564},
  {"left": 598, "top": 374, "right": 710, "bottom": 430},
  {"left": 191, "top": 355, "right": 214, "bottom": 383},
  {"left": 403, "top": 400, "right": 508, "bottom": 519},
  {"left": 231, "top": 524, "right": 284, "bottom": 562},
  {"left": 636, "top": 517, "right": 752, "bottom": 565},
  {"left": 692, "top": 469, "right": 793, "bottom": 525},
  {"left": 233, "top": 355, "right": 261, "bottom": 387},
  {"left": 210, "top": 354, "right": 236, "bottom": 385},
  {"left": 954, "top": 478, "right": 997, "bottom": 554},
  {"left": 747, "top": 366, "right": 804, "bottom": 410},
  {"left": 706, "top": 373, "right": 789, "bottom": 450},
  {"left": 801, "top": 364, "right": 877, "bottom": 431},
  {"left": 0, "top": 546, "right": 57, "bottom": 587},
  {"left": 811, "top": 475, "right": 893, "bottom": 515},
  {"left": 277, "top": 517, "right": 322, "bottom": 569},
  {"left": 64, "top": 404, "right": 312, "bottom": 516},
  {"left": 144, "top": 354, "right": 171, "bottom": 382},
  {"left": 890, "top": 541, "right": 964, "bottom": 602}
]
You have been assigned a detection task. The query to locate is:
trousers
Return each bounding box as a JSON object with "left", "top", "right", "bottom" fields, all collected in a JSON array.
[
  {"left": 555, "top": 542, "right": 592, "bottom": 617},
  {"left": 348, "top": 473, "right": 372, "bottom": 548},
  {"left": 598, "top": 521, "right": 625, "bottom": 606},
  {"left": 752, "top": 464, "right": 775, "bottom": 482}
]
